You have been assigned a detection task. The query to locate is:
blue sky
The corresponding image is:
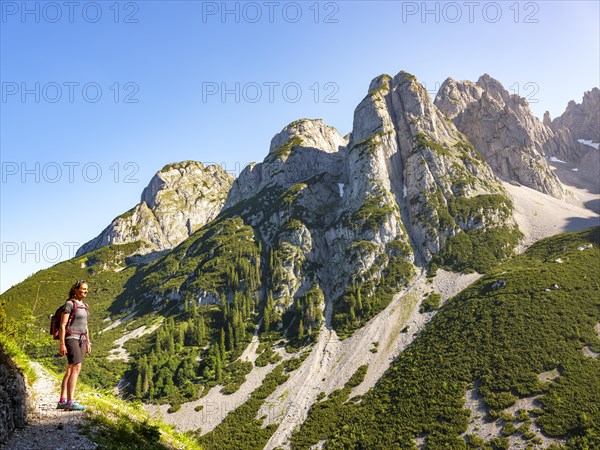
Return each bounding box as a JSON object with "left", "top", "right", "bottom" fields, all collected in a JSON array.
[{"left": 1, "top": 0, "right": 599, "bottom": 293}]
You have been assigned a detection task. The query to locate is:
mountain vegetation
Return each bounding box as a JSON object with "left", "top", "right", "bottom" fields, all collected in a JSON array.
[{"left": 1, "top": 69, "right": 598, "bottom": 449}]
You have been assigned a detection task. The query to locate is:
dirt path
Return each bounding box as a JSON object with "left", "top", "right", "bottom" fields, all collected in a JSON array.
[{"left": 4, "top": 362, "right": 97, "bottom": 450}]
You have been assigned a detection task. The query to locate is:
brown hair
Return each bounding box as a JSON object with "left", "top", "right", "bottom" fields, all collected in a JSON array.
[{"left": 68, "top": 280, "right": 87, "bottom": 299}]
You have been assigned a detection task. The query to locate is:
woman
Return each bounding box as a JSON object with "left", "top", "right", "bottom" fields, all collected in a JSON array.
[{"left": 57, "top": 280, "right": 91, "bottom": 411}]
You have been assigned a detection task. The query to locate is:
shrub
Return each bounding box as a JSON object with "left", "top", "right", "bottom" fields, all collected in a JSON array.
[
  {"left": 420, "top": 292, "right": 442, "bottom": 313},
  {"left": 167, "top": 403, "right": 181, "bottom": 413},
  {"left": 501, "top": 422, "right": 516, "bottom": 436}
]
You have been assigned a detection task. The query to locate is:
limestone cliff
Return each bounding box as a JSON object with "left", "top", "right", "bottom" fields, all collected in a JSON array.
[
  {"left": 76, "top": 161, "right": 233, "bottom": 258},
  {"left": 549, "top": 87, "right": 600, "bottom": 143},
  {"left": 435, "top": 75, "right": 566, "bottom": 198}
]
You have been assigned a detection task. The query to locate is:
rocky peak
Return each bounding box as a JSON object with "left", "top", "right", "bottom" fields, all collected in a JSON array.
[
  {"left": 76, "top": 161, "right": 233, "bottom": 257},
  {"left": 434, "top": 77, "right": 482, "bottom": 119},
  {"left": 225, "top": 120, "right": 347, "bottom": 210},
  {"left": 348, "top": 70, "right": 516, "bottom": 263},
  {"left": 543, "top": 111, "right": 552, "bottom": 128},
  {"left": 269, "top": 119, "right": 345, "bottom": 155},
  {"left": 434, "top": 75, "right": 566, "bottom": 198},
  {"left": 550, "top": 87, "right": 600, "bottom": 142},
  {"left": 76, "top": 70, "right": 524, "bottom": 372}
]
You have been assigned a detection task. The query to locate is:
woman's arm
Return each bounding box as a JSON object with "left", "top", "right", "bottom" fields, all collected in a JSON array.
[
  {"left": 59, "top": 312, "right": 69, "bottom": 355},
  {"left": 86, "top": 325, "right": 91, "bottom": 354}
]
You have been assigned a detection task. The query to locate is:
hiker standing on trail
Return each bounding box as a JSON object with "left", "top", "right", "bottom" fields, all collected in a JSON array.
[{"left": 57, "top": 280, "right": 91, "bottom": 411}]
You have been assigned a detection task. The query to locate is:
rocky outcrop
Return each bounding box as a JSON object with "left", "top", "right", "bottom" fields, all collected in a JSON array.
[
  {"left": 543, "top": 111, "right": 552, "bottom": 128},
  {"left": 542, "top": 88, "right": 600, "bottom": 175},
  {"left": 549, "top": 87, "right": 600, "bottom": 142},
  {"left": 223, "top": 119, "right": 354, "bottom": 316},
  {"left": 435, "top": 75, "right": 566, "bottom": 198},
  {"left": 112, "top": 71, "right": 523, "bottom": 338},
  {"left": 0, "top": 344, "right": 27, "bottom": 444},
  {"left": 350, "top": 72, "right": 515, "bottom": 261},
  {"left": 77, "top": 162, "right": 233, "bottom": 257},
  {"left": 224, "top": 119, "right": 347, "bottom": 209},
  {"left": 217, "top": 72, "right": 519, "bottom": 329}
]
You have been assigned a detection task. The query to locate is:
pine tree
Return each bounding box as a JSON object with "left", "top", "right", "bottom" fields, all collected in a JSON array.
[
  {"left": 198, "top": 315, "right": 206, "bottom": 342},
  {"left": 155, "top": 332, "right": 162, "bottom": 353},
  {"left": 228, "top": 322, "right": 235, "bottom": 351},
  {"left": 263, "top": 305, "right": 271, "bottom": 333},
  {"left": 215, "top": 350, "right": 222, "bottom": 382},
  {"left": 135, "top": 373, "right": 143, "bottom": 397},
  {"left": 146, "top": 360, "right": 154, "bottom": 395},
  {"left": 219, "top": 328, "right": 226, "bottom": 359},
  {"left": 177, "top": 326, "right": 185, "bottom": 348},
  {"left": 357, "top": 287, "right": 363, "bottom": 312}
]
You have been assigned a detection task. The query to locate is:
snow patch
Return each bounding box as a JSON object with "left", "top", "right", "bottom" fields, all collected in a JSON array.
[
  {"left": 578, "top": 139, "right": 600, "bottom": 150},
  {"left": 338, "top": 183, "right": 345, "bottom": 197},
  {"left": 572, "top": 168, "right": 579, "bottom": 172},
  {"left": 549, "top": 156, "right": 566, "bottom": 163},
  {"left": 403, "top": 184, "right": 408, "bottom": 198}
]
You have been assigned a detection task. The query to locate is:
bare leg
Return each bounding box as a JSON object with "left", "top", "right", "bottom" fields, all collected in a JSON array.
[
  {"left": 60, "top": 364, "right": 73, "bottom": 400},
  {"left": 67, "top": 363, "right": 82, "bottom": 401}
]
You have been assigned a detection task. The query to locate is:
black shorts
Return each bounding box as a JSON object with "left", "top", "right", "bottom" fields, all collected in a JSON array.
[{"left": 65, "top": 338, "right": 86, "bottom": 365}]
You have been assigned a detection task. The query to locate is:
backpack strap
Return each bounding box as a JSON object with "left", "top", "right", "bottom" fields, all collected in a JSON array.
[{"left": 65, "top": 300, "right": 88, "bottom": 336}]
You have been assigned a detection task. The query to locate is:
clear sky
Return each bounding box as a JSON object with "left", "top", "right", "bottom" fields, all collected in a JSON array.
[{"left": 1, "top": 0, "right": 599, "bottom": 293}]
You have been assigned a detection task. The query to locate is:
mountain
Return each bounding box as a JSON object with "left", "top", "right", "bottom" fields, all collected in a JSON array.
[
  {"left": 292, "top": 227, "right": 600, "bottom": 449},
  {"left": 76, "top": 161, "right": 233, "bottom": 259},
  {"left": 434, "top": 74, "right": 566, "bottom": 198},
  {"left": 548, "top": 87, "right": 600, "bottom": 143},
  {"left": 543, "top": 88, "right": 600, "bottom": 182},
  {"left": 1, "top": 69, "right": 598, "bottom": 449}
]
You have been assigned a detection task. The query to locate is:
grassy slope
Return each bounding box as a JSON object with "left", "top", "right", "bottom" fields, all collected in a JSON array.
[
  {"left": 292, "top": 227, "right": 600, "bottom": 449},
  {"left": 0, "top": 242, "right": 148, "bottom": 388}
]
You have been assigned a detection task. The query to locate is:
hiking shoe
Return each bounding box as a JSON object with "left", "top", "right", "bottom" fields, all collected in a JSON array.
[
  {"left": 65, "top": 400, "right": 86, "bottom": 411},
  {"left": 56, "top": 400, "right": 68, "bottom": 410}
]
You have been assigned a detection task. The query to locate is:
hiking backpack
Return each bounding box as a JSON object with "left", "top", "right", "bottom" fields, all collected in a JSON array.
[{"left": 50, "top": 300, "right": 89, "bottom": 340}]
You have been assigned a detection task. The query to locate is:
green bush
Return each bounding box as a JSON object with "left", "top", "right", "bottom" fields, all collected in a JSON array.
[
  {"left": 501, "top": 422, "right": 516, "bottom": 436},
  {"left": 167, "top": 404, "right": 181, "bottom": 413},
  {"left": 420, "top": 292, "right": 442, "bottom": 313},
  {"left": 294, "top": 228, "right": 600, "bottom": 449}
]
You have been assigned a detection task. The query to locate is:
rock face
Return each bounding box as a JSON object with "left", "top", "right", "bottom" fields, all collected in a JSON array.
[
  {"left": 542, "top": 88, "right": 600, "bottom": 180},
  {"left": 0, "top": 344, "right": 27, "bottom": 444},
  {"left": 435, "top": 75, "right": 566, "bottom": 198},
  {"left": 549, "top": 87, "right": 600, "bottom": 143},
  {"left": 76, "top": 162, "right": 233, "bottom": 257},
  {"left": 216, "top": 72, "right": 518, "bottom": 330},
  {"left": 224, "top": 119, "right": 347, "bottom": 209},
  {"left": 87, "top": 70, "right": 544, "bottom": 337}
]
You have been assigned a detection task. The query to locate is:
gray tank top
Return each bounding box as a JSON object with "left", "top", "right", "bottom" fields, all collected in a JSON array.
[{"left": 64, "top": 300, "right": 88, "bottom": 340}]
